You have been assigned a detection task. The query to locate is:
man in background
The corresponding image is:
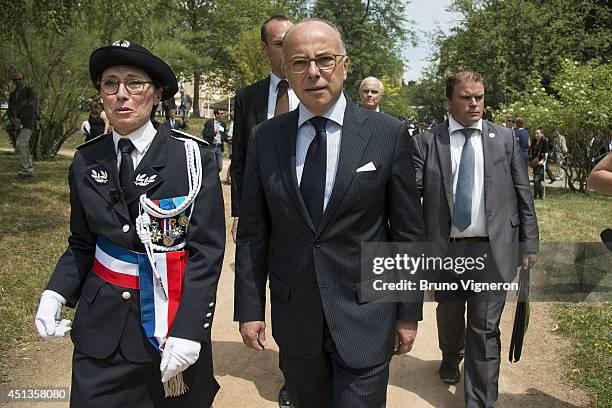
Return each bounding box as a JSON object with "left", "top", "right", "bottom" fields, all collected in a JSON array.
[
  {"left": 358, "top": 76, "right": 384, "bottom": 111},
  {"left": 229, "top": 15, "right": 297, "bottom": 407},
  {"left": 229, "top": 15, "right": 298, "bottom": 241},
  {"left": 411, "top": 70, "right": 538, "bottom": 407},
  {"left": 8, "top": 72, "right": 37, "bottom": 179},
  {"left": 203, "top": 108, "right": 228, "bottom": 173}
]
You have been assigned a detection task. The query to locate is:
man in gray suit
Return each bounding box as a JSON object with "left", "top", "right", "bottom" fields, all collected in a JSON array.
[
  {"left": 410, "top": 70, "right": 539, "bottom": 408},
  {"left": 234, "top": 19, "right": 424, "bottom": 408}
]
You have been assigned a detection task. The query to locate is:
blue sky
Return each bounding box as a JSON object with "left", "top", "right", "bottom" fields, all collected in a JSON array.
[{"left": 402, "top": 0, "right": 461, "bottom": 82}]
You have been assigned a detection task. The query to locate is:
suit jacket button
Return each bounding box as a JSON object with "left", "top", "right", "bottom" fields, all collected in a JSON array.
[
  {"left": 122, "top": 224, "right": 130, "bottom": 233},
  {"left": 122, "top": 291, "right": 131, "bottom": 300},
  {"left": 206, "top": 312, "right": 212, "bottom": 318},
  {"left": 208, "top": 301, "right": 215, "bottom": 308},
  {"left": 314, "top": 241, "right": 321, "bottom": 248},
  {"left": 203, "top": 322, "right": 210, "bottom": 329}
]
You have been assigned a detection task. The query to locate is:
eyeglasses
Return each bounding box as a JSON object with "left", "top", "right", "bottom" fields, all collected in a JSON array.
[
  {"left": 286, "top": 54, "right": 346, "bottom": 74},
  {"left": 98, "top": 78, "right": 156, "bottom": 95}
]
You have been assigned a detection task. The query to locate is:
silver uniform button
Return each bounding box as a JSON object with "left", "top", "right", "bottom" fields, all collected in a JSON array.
[
  {"left": 203, "top": 322, "right": 210, "bottom": 329},
  {"left": 206, "top": 312, "right": 212, "bottom": 318},
  {"left": 122, "top": 224, "right": 130, "bottom": 233},
  {"left": 208, "top": 302, "right": 215, "bottom": 308},
  {"left": 122, "top": 291, "right": 131, "bottom": 300}
]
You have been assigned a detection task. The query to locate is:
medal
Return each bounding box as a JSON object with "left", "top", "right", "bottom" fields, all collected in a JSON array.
[
  {"left": 163, "top": 235, "right": 175, "bottom": 246},
  {"left": 151, "top": 229, "right": 162, "bottom": 242},
  {"left": 178, "top": 215, "right": 189, "bottom": 226}
]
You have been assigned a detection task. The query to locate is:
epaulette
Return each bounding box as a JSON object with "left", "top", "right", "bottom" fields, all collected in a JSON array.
[
  {"left": 76, "top": 132, "right": 112, "bottom": 150},
  {"left": 170, "top": 129, "right": 209, "bottom": 147}
]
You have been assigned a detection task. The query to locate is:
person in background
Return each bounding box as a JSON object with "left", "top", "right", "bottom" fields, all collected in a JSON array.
[
  {"left": 531, "top": 127, "right": 556, "bottom": 198},
  {"left": 223, "top": 113, "right": 234, "bottom": 185},
  {"left": 513, "top": 117, "right": 530, "bottom": 169},
  {"left": 202, "top": 109, "right": 228, "bottom": 173},
  {"left": 358, "top": 76, "right": 384, "bottom": 111},
  {"left": 178, "top": 88, "right": 192, "bottom": 123},
  {"left": 551, "top": 129, "right": 568, "bottom": 178},
  {"left": 505, "top": 116, "right": 514, "bottom": 128},
  {"left": 86, "top": 100, "right": 110, "bottom": 141},
  {"left": 8, "top": 71, "right": 37, "bottom": 178},
  {"left": 164, "top": 108, "right": 181, "bottom": 130},
  {"left": 411, "top": 70, "right": 538, "bottom": 407},
  {"left": 228, "top": 16, "right": 298, "bottom": 407}
]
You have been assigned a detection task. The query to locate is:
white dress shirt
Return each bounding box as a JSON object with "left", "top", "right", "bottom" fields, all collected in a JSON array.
[
  {"left": 267, "top": 72, "right": 299, "bottom": 119},
  {"left": 448, "top": 114, "right": 487, "bottom": 238},
  {"left": 296, "top": 94, "right": 346, "bottom": 211},
  {"left": 113, "top": 120, "right": 157, "bottom": 171}
]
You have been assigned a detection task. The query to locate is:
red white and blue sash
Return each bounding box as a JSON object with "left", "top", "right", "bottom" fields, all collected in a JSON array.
[{"left": 93, "top": 236, "right": 187, "bottom": 351}]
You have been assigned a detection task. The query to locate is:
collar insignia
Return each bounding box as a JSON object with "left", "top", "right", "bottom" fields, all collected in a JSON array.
[
  {"left": 91, "top": 169, "right": 108, "bottom": 184},
  {"left": 134, "top": 173, "right": 157, "bottom": 187}
]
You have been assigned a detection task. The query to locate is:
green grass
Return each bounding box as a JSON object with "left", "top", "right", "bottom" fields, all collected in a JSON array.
[
  {"left": 552, "top": 302, "right": 612, "bottom": 408},
  {"left": 0, "top": 151, "right": 73, "bottom": 377},
  {"left": 534, "top": 188, "right": 612, "bottom": 242}
]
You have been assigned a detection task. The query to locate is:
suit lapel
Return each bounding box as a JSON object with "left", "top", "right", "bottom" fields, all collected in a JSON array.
[
  {"left": 255, "top": 76, "right": 270, "bottom": 123},
  {"left": 83, "top": 135, "right": 131, "bottom": 221},
  {"left": 275, "top": 110, "right": 316, "bottom": 232},
  {"left": 125, "top": 128, "right": 167, "bottom": 205},
  {"left": 481, "top": 121, "right": 495, "bottom": 200},
  {"left": 317, "top": 102, "right": 371, "bottom": 234},
  {"left": 433, "top": 122, "right": 454, "bottom": 217}
]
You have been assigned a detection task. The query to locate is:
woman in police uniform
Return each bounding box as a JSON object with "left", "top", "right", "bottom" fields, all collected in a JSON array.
[{"left": 34, "top": 41, "right": 225, "bottom": 407}]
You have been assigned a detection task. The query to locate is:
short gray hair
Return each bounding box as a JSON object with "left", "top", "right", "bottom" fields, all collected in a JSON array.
[{"left": 359, "top": 76, "right": 384, "bottom": 93}]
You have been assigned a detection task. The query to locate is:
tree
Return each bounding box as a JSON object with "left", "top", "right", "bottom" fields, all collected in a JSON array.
[
  {"left": 405, "top": 67, "right": 447, "bottom": 124},
  {"left": 434, "top": 0, "right": 611, "bottom": 110},
  {"left": 311, "top": 0, "right": 415, "bottom": 102},
  {"left": 379, "top": 76, "right": 416, "bottom": 120},
  {"left": 0, "top": 0, "right": 177, "bottom": 159},
  {"left": 492, "top": 60, "right": 612, "bottom": 192}
]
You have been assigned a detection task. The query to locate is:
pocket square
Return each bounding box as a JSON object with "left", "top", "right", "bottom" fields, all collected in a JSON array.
[{"left": 356, "top": 162, "right": 376, "bottom": 172}]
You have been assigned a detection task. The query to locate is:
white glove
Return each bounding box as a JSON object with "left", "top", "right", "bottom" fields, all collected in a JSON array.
[
  {"left": 35, "top": 290, "right": 71, "bottom": 340},
  {"left": 160, "top": 337, "right": 201, "bottom": 383}
]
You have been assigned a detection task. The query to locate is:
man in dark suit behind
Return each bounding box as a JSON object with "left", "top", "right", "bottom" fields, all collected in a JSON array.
[
  {"left": 229, "top": 15, "right": 297, "bottom": 242},
  {"left": 229, "top": 15, "right": 297, "bottom": 406},
  {"left": 234, "top": 19, "right": 425, "bottom": 408},
  {"left": 410, "top": 70, "right": 539, "bottom": 407}
]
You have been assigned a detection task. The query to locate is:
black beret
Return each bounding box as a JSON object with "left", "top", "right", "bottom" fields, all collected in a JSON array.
[{"left": 89, "top": 40, "right": 178, "bottom": 100}]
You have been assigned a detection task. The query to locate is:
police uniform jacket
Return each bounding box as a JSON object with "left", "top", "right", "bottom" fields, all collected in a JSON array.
[{"left": 46, "top": 123, "right": 225, "bottom": 363}]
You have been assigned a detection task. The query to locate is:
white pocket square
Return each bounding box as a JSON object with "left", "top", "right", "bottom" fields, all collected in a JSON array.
[{"left": 356, "top": 162, "right": 376, "bottom": 172}]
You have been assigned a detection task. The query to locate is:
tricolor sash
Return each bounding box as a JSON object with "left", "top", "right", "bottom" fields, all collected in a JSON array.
[{"left": 93, "top": 236, "right": 187, "bottom": 351}]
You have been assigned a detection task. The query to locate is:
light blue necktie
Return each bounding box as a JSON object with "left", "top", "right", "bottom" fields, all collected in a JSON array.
[{"left": 454, "top": 128, "right": 475, "bottom": 231}]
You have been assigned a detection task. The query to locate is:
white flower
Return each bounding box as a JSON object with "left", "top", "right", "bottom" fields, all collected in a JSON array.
[
  {"left": 540, "top": 87, "right": 545, "bottom": 91},
  {"left": 588, "top": 111, "right": 592, "bottom": 115}
]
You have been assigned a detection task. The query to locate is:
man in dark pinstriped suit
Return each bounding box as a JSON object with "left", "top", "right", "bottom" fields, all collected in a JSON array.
[{"left": 233, "top": 19, "right": 425, "bottom": 408}]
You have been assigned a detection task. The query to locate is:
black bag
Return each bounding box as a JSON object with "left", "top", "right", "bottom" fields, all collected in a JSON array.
[{"left": 509, "top": 263, "right": 531, "bottom": 363}]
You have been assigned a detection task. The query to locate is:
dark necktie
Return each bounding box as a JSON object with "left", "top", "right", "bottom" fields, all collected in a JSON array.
[
  {"left": 118, "top": 138, "right": 135, "bottom": 193},
  {"left": 275, "top": 80, "right": 289, "bottom": 116},
  {"left": 300, "top": 116, "right": 327, "bottom": 227},
  {"left": 454, "top": 128, "right": 475, "bottom": 231}
]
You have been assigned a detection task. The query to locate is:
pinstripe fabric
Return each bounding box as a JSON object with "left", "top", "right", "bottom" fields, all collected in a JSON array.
[{"left": 234, "top": 99, "right": 425, "bottom": 370}]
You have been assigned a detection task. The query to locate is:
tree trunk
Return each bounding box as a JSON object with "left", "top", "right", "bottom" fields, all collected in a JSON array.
[{"left": 193, "top": 69, "right": 201, "bottom": 118}]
